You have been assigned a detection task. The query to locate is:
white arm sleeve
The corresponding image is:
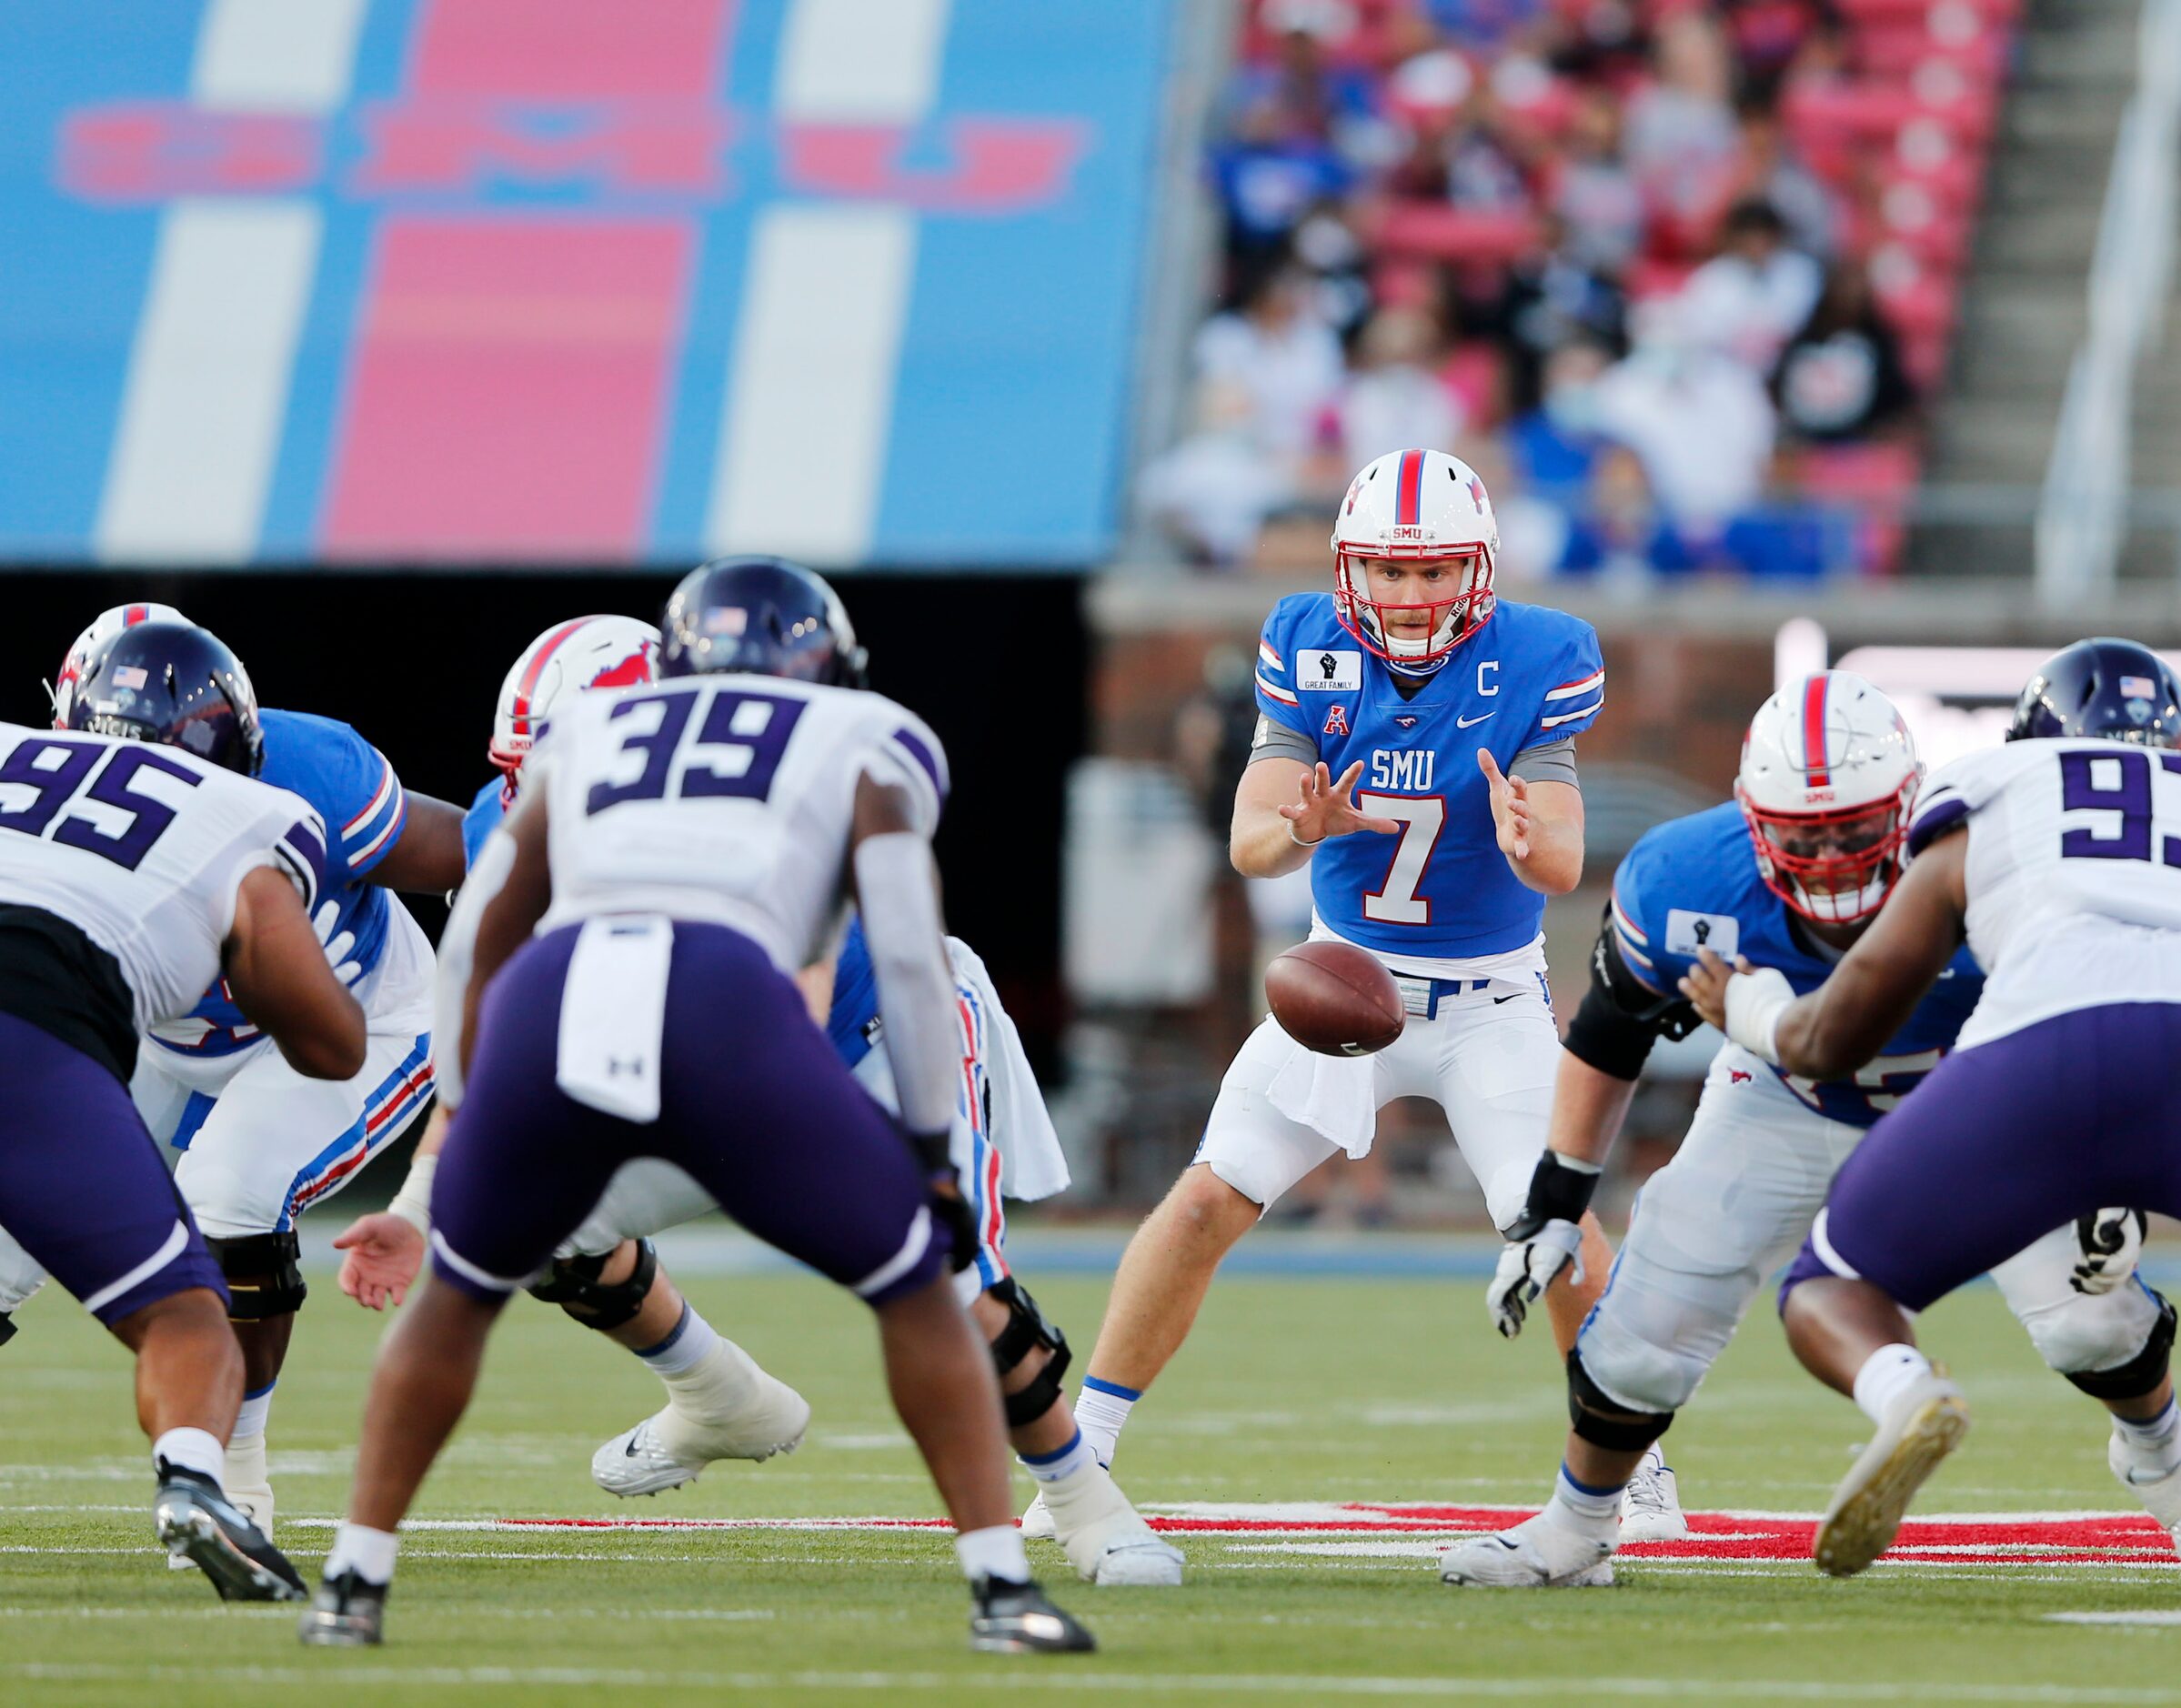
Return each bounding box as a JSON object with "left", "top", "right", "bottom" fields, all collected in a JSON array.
[
  {"left": 432, "top": 828, "right": 517, "bottom": 1113},
  {"left": 851, "top": 829, "right": 959, "bottom": 1140}
]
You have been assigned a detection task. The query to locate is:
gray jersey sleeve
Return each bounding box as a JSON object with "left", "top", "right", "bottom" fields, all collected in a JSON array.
[
  {"left": 1510, "top": 735, "right": 1579, "bottom": 789},
  {"left": 1248, "top": 714, "right": 1320, "bottom": 767}
]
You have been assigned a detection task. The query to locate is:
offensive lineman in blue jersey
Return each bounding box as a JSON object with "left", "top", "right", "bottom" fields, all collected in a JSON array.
[
  {"left": 0, "top": 602, "right": 469, "bottom": 1547},
  {"left": 1442, "top": 672, "right": 2173, "bottom": 1587},
  {"left": 337, "top": 604, "right": 1182, "bottom": 1585},
  {"left": 1060, "top": 449, "right": 1619, "bottom": 1520}
]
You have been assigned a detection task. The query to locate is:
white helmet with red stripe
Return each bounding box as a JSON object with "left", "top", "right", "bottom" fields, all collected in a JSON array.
[
  {"left": 490, "top": 615, "right": 660, "bottom": 784},
  {"left": 50, "top": 601, "right": 190, "bottom": 728},
  {"left": 1331, "top": 447, "right": 1498, "bottom": 671},
  {"left": 1736, "top": 671, "right": 1921, "bottom": 925}
]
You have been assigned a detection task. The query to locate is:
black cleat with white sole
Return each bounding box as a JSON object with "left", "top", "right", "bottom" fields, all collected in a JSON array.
[
  {"left": 297, "top": 1569, "right": 387, "bottom": 1646},
  {"left": 153, "top": 1465, "right": 305, "bottom": 1603},
  {"left": 970, "top": 1576, "right": 1096, "bottom": 1654}
]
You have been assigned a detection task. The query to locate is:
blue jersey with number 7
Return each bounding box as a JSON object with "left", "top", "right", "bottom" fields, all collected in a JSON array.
[{"left": 1253, "top": 592, "right": 1604, "bottom": 959}]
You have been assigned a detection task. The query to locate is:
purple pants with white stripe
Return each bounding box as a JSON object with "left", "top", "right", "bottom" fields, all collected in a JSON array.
[
  {"left": 0, "top": 1012, "right": 226, "bottom": 1325},
  {"left": 1782, "top": 1002, "right": 2181, "bottom": 1314},
  {"left": 431, "top": 921, "right": 948, "bottom": 1309}
]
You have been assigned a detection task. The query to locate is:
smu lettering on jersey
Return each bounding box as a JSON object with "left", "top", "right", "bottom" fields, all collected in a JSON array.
[
  {"left": 531, "top": 675, "right": 946, "bottom": 973},
  {"left": 1611, "top": 803, "right": 1982, "bottom": 1125},
  {"left": 1908, "top": 738, "right": 2181, "bottom": 1048},
  {"left": 152, "top": 708, "right": 407, "bottom": 1057},
  {"left": 0, "top": 721, "right": 328, "bottom": 1032},
  {"left": 1253, "top": 592, "right": 1604, "bottom": 959}
]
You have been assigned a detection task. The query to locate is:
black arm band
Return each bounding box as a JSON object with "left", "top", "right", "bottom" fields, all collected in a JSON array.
[
  {"left": 1506, "top": 1150, "right": 1601, "bottom": 1241},
  {"left": 1561, "top": 907, "right": 1701, "bottom": 1080}
]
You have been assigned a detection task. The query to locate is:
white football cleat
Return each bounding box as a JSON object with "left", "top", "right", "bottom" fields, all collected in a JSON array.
[
  {"left": 1041, "top": 1464, "right": 1183, "bottom": 1586},
  {"left": 1019, "top": 1491, "right": 1057, "bottom": 1541},
  {"left": 1618, "top": 1448, "right": 1688, "bottom": 1543},
  {"left": 2108, "top": 1426, "right": 2181, "bottom": 1551},
  {"left": 591, "top": 1364, "right": 810, "bottom": 1498},
  {"left": 1440, "top": 1514, "right": 1614, "bottom": 1588},
  {"left": 1814, "top": 1371, "right": 1968, "bottom": 1578}
]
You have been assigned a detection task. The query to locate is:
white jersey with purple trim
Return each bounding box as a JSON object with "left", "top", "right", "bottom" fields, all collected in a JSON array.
[
  {"left": 0, "top": 720, "right": 327, "bottom": 1031},
  {"left": 528, "top": 675, "right": 946, "bottom": 971},
  {"left": 1907, "top": 738, "right": 2181, "bottom": 1049}
]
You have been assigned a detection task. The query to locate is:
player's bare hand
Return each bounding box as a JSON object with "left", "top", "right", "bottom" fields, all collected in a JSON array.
[
  {"left": 1477, "top": 749, "right": 1533, "bottom": 861},
  {"left": 334, "top": 1211, "right": 426, "bottom": 1311},
  {"left": 1677, "top": 946, "right": 1751, "bottom": 1031},
  {"left": 1279, "top": 760, "right": 1401, "bottom": 846}
]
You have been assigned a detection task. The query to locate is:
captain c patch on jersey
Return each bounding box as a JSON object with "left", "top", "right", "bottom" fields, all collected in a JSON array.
[{"left": 1298, "top": 649, "right": 1362, "bottom": 693}]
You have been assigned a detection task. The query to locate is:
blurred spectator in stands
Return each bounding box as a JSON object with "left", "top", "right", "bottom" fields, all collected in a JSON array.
[
  {"left": 1623, "top": 11, "right": 1740, "bottom": 224},
  {"left": 1341, "top": 306, "right": 1466, "bottom": 470},
  {"left": 1721, "top": 0, "right": 1843, "bottom": 101},
  {"left": 1492, "top": 211, "right": 1628, "bottom": 409},
  {"left": 1139, "top": 377, "right": 1296, "bottom": 568},
  {"left": 1212, "top": 97, "right": 1354, "bottom": 292},
  {"left": 1593, "top": 295, "right": 1775, "bottom": 539},
  {"left": 1506, "top": 337, "right": 1614, "bottom": 499},
  {"left": 1234, "top": 2, "right": 1382, "bottom": 151},
  {"left": 1551, "top": 87, "right": 1647, "bottom": 276},
  {"left": 1720, "top": 93, "right": 1837, "bottom": 258},
  {"left": 1771, "top": 258, "right": 1920, "bottom": 444},
  {"left": 1386, "top": 89, "right": 1530, "bottom": 216},
  {"left": 1677, "top": 197, "right": 1823, "bottom": 372},
  {"left": 1192, "top": 264, "right": 1343, "bottom": 459},
  {"left": 1424, "top": 0, "right": 1548, "bottom": 55},
  {"left": 1554, "top": 444, "right": 1697, "bottom": 582}
]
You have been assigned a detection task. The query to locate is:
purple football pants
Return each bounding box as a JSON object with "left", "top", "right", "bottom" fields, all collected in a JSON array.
[
  {"left": 430, "top": 920, "right": 947, "bottom": 1309},
  {"left": 0, "top": 1011, "right": 226, "bottom": 1325},
  {"left": 1783, "top": 1002, "right": 2181, "bottom": 1313}
]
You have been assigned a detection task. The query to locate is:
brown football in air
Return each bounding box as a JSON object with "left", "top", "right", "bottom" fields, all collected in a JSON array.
[{"left": 1265, "top": 940, "right": 1405, "bottom": 1058}]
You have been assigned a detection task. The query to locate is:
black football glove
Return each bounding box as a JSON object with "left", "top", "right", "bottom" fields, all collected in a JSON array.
[{"left": 910, "top": 1129, "right": 979, "bottom": 1274}]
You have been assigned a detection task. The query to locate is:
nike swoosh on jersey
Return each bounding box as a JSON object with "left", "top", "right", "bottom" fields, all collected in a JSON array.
[{"left": 1457, "top": 712, "right": 1495, "bottom": 728}]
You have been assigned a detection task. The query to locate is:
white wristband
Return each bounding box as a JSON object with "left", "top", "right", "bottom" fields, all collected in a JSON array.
[
  {"left": 388, "top": 1152, "right": 437, "bottom": 1237},
  {"left": 1723, "top": 966, "right": 1796, "bottom": 1066}
]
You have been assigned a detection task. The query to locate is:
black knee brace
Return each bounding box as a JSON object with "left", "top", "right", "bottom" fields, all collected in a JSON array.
[
  {"left": 1567, "top": 1349, "right": 1674, "bottom": 1453},
  {"left": 206, "top": 1231, "right": 307, "bottom": 1321},
  {"left": 987, "top": 1276, "right": 1072, "bottom": 1429},
  {"left": 2068, "top": 1291, "right": 2176, "bottom": 1403},
  {"left": 0, "top": 1310, "right": 15, "bottom": 1349},
  {"left": 527, "top": 1240, "right": 659, "bottom": 1332}
]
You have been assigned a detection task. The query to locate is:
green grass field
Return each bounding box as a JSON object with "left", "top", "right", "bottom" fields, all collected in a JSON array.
[{"left": 4, "top": 1233, "right": 2179, "bottom": 1706}]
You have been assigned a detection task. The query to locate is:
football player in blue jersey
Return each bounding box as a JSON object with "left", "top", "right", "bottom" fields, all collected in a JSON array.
[
  {"left": 1049, "top": 448, "right": 1618, "bottom": 1528},
  {"left": 1441, "top": 672, "right": 2173, "bottom": 1587},
  {"left": 0, "top": 602, "right": 469, "bottom": 1549}
]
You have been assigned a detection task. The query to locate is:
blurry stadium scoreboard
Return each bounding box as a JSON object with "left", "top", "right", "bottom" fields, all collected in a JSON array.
[{"left": 0, "top": 0, "right": 1170, "bottom": 568}]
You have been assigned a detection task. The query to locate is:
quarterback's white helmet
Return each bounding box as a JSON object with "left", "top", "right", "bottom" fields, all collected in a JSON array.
[
  {"left": 489, "top": 615, "right": 659, "bottom": 784},
  {"left": 50, "top": 601, "right": 190, "bottom": 728},
  {"left": 1331, "top": 447, "right": 1498, "bottom": 671},
  {"left": 1736, "top": 671, "right": 1920, "bottom": 925}
]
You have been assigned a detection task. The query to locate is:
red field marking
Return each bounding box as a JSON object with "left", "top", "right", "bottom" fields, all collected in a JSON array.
[{"left": 442, "top": 1502, "right": 2180, "bottom": 1569}]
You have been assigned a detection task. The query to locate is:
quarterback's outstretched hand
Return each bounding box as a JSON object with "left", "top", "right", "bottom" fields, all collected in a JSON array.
[
  {"left": 1476, "top": 749, "right": 1533, "bottom": 862},
  {"left": 334, "top": 1211, "right": 426, "bottom": 1311},
  {"left": 1280, "top": 760, "right": 1401, "bottom": 847}
]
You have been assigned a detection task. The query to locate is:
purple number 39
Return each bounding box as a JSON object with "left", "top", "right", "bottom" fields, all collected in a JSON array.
[{"left": 586, "top": 688, "right": 806, "bottom": 818}]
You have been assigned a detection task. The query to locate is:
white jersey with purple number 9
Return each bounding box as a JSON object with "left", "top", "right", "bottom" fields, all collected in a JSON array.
[{"left": 1909, "top": 737, "right": 2181, "bottom": 1050}]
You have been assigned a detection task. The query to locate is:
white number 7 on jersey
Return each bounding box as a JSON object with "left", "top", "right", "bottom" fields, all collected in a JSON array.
[{"left": 1356, "top": 792, "right": 1446, "bottom": 924}]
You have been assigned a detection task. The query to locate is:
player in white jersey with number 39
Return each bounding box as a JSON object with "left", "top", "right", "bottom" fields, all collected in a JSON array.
[
  {"left": 1686, "top": 638, "right": 2181, "bottom": 1577},
  {"left": 305, "top": 558, "right": 1092, "bottom": 1656}
]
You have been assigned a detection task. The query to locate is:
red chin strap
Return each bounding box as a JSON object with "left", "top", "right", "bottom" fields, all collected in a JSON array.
[
  {"left": 1737, "top": 788, "right": 1914, "bottom": 925},
  {"left": 1332, "top": 548, "right": 1495, "bottom": 668}
]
